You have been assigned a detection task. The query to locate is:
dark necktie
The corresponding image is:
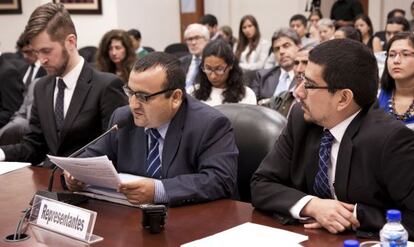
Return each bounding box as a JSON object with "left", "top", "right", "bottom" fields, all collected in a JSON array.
[
  {"left": 25, "top": 64, "right": 35, "bottom": 87},
  {"left": 55, "top": 78, "right": 66, "bottom": 132},
  {"left": 313, "top": 129, "right": 334, "bottom": 199},
  {"left": 146, "top": 128, "right": 162, "bottom": 178}
]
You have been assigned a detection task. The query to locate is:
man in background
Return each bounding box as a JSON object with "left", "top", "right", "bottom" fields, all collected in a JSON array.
[
  {"left": 127, "top": 28, "right": 149, "bottom": 59},
  {"left": 199, "top": 14, "right": 220, "bottom": 40}
]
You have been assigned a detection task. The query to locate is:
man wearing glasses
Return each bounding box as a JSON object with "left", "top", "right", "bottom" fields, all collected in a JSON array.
[
  {"left": 180, "top": 23, "right": 209, "bottom": 88},
  {"left": 251, "top": 39, "right": 414, "bottom": 239},
  {"left": 65, "top": 52, "right": 238, "bottom": 207}
]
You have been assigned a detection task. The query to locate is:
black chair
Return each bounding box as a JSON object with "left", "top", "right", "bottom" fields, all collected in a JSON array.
[
  {"left": 215, "top": 104, "right": 287, "bottom": 202},
  {"left": 78, "top": 46, "right": 98, "bottom": 64},
  {"left": 164, "top": 43, "right": 189, "bottom": 58}
]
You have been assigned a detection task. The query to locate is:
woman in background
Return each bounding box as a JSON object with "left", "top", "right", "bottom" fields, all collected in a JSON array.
[
  {"left": 189, "top": 39, "right": 256, "bottom": 106},
  {"left": 379, "top": 32, "right": 414, "bottom": 129},
  {"left": 354, "top": 14, "right": 381, "bottom": 51},
  {"left": 318, "top": 18, "right": 335, "bottom": 43},
  {"left": 308, "top": 9, "right": 323, "bottom": 42},
  {"left": 235, "top": 15, "right": 270, "bottom": 71},
  {"left": 219, "top": 25, "right": 237, "bottom": 49},
  {"left": 96, "top": 29, "right": 136, "bottom": 83}
]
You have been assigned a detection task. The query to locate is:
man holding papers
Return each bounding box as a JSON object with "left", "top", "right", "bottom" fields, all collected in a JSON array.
[
  {"left": 251, "top": 39, "right": 414, "bottom": 239},
  {"left": 65, "top": 52, "right": 238, "bottom": 207}
]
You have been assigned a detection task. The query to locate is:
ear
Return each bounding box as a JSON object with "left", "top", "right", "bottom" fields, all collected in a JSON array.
[
  {"left": 171, "top": 89, "right": 183, "bottom": 109},
  {"left": 65, "top": 34, "right": 77, "bottom": 51},
  {"left": 336, "top": 89, "right": 354, "bottom": 111}
]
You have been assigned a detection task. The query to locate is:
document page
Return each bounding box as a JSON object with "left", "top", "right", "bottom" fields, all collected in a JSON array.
[
  {"left": 181, "top": 222, "right": 308, "bottom": 247},
  {"left": 47, "top": 155, "right": 121, "bottom": 189}
]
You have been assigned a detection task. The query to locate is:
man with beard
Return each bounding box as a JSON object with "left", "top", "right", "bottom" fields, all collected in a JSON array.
[
  {"left": 0, "top": 2, "right": 127, "bottom": 166},
  {"left": 251, "top": 39, "right": 414, "bottom": 239},
  {"left": 251, "top": 28, "right": 301, "bottom": 104}
]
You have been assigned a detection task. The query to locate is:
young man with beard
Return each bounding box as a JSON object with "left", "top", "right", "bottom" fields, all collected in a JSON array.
[{"left": 0, "top": 3, "right": 127, "bottom": 166}]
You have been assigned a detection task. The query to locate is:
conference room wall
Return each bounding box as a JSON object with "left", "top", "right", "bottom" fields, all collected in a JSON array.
[{"left": 0, "top": 0, "right": 411, "bottom": 53}]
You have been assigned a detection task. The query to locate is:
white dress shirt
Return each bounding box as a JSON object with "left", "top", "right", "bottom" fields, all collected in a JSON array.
[{"left": 23, "top": 60, "right": 42, "bottom": 85}]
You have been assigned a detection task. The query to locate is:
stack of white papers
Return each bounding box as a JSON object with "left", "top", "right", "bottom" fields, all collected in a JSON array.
[
  {"left": 0, "top": 162, "right": 30, "bottom": 175},
  {"left": 181, "top": 222, "right": 308, "bottom": 247}
]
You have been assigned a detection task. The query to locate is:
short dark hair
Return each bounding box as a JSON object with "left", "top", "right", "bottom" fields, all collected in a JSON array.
[
  {"left": 387, "top": 8, "right": 406, "bottom": 20},
  {"left": 386, "top": 16, "right": 410, "bottom": 32},
  {"left": 290, "top": 14, "right": 308, "bottom": 27},
  {"left": 381, "top": 32, "right": 414, "bottom": 92},
  {"left": 194, "top": 39, "right": 245, "bottom": 104},
  {"left": 309, "top": 39, "right": 378, "bottom": 108},
  {"left": 132, "top": 52, "right": 185, "bottom": 96},
  {"left": 271, "top": 28, "right": 301, "bottom": 46},
  {"left": 199, "top": 14, "right": 218, "bottom": 27},
  {"left": 127, "top": 28, "right": 141, "bottom": 40},
  {"left": 354, "top": 14, "right": 374, "bottom": 36},
  {"left": 23, "top": 2, "right": 76, "bottom": 44},
  {"left": 16, "top": 32, "right": 29, "bottom": 50},
  {"left": 337, "top": 26, "right": 362, "bottom": 42}
]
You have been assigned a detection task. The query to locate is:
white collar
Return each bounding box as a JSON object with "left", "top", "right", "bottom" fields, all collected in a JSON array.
[
  {"left": 329, "top": 110, "right": 361, "bottom": 143},
  {"left": 58, "top": 57, "right": 84, "bottom": 90}
]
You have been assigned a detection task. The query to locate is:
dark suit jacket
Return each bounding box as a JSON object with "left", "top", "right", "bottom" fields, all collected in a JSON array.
[
  {"left": 0, "top": 56, "right": 24, "bottom": 128},
  {"left": 2, "top": 62, "right": 128, "bottom": 164},
  {"left": 251, "top": 104, "right": 414, "bottom": 239},
  {"left": 251, "top": 66, "right": 281, "bottom": 100},
  {"left": 81, "top": 95, "right": 238, "bottom": 207},
  {"left": 179, "top": 55, "right": 192, "bottom": 74}
]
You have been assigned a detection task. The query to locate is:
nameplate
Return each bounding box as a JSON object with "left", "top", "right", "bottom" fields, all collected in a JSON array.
[{"left": 33, "top": 196, "right": 96, "bottom": 241}]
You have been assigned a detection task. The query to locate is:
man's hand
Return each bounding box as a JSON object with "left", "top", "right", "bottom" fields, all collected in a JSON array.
[
  {"left": 63, "top": 170, "right": 85, "bottom": 191},
  {"left": 118, "top": 179, "right": 155, "bottom": 205},
  {"left": 300, "top": 198, "right": 360, "bottom": 234}
]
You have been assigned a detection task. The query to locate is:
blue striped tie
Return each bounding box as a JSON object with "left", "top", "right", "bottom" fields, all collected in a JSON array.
[
  {"left": 313, "top": 129, "right": 334, "bottom": 199},
  {"left": 146, "top": 128, "right": 162, "bottom": 178}
]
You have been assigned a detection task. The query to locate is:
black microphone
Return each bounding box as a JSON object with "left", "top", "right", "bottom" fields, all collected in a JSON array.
[{"left": 35, "top": 118, "right": 129, "bottom": 205}]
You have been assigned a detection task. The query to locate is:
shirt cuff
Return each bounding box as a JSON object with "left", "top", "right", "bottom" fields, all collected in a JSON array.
[
  {"left": 0, "top": 149, "right": 5, "bottom": 161},
  {"left": 289, "top": 195, "right": 316, "bottom": 219},
  {"left": 154, "top": 180, "right": 169, "bottom": 204}
]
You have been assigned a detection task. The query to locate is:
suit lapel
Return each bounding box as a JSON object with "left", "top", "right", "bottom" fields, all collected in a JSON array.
[
  {"left": 269, "top": 67, "right": 281, "bottom": 96},
  {"left": 45, "top": 77, "right": 59, "bottom": 151},
  {"left": 58, "top": 63, "right": 92, "bottom": 144},
  {"left": 162, "top": 97, "right": 187, "bottom": 177},
  {"left": 334, "top": 109, "right": 366, "bottom": 201},
  {"left": 305, "top": 126, "right": 324, "bottom": 193}
]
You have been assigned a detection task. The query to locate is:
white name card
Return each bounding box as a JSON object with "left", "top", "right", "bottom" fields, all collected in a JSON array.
[{"left": 33, "top": 196, "right": 96, "bottom": 241}]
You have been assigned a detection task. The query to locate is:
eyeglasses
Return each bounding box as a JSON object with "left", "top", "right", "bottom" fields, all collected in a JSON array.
[
  {"left": 122, "top": 85, "right": 175, "bottom": 102},
  {"left": 185, "top": 35, "right": 205, "bottom": 43},
  {"left": 298, "top": 74, "right": 347, "bottom": 93},
  {"left": 387, "top": 50, "right": 414, "bottom": 60},
  {"left": 202, "top": 65, "right": 228, "bottom": 75}
]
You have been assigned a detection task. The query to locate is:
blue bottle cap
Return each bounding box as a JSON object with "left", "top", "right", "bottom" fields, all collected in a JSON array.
[
  {"left": 386, "top": 209, "right": 401, "bottom": 221},
  {"left": 344, "top": 239, "right": 359, "bottom": 247}
]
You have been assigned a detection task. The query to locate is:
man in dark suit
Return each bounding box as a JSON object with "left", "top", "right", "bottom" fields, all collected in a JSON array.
[
  {"left": 0, "top": 55, "right": 24, "bottom": 129},
  {"left": 65, "top": 52, "right": 238, "bottom": 207},
  {"left": 251, "top": 39, "right": 414, "bottom": 239},
  {"left": 251, "top": 28, "right": 300, "bottom": 103},
  {"left": 180, "top": 23, "right": 209, "bottom": 88},
  {"left": 0, "top": 3, "right": 127, "bottom": 165}
]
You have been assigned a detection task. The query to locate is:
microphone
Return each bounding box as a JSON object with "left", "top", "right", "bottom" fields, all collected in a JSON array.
[{"left": 36, "top": 118, "right": 129, "bottom": 205}]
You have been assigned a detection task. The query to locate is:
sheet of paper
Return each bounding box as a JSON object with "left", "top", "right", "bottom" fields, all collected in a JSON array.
[
  {"left": 0, "top": 162, "right": 30, "bottom": 175},
  {"left": 47, "top": 155, "right": 121, "bottom": 189},
  {"left": 181, "top": 222, "right": 308, "bottom": 247}
]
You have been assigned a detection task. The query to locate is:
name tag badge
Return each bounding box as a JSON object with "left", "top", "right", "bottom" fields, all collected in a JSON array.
[{"left": 29, "top": 195, "right": 102, "bottom": 243}]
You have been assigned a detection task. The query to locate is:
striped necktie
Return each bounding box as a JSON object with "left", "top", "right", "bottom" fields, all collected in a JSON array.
[
  {"left": 146, "top": 128, "right": 162, "bottom": 178},
  {"left": 313, "top": 129, "right": 334, "bottom": 199}
]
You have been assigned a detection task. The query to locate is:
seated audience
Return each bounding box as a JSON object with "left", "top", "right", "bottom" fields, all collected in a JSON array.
[
  {"left": 318, "top": 18, "right": 336, "bottom": 42},
  {"left": 251, "top": 38, "right": 414, "bottom": 239},
  {"left": 97, "top": 29, "right": 136, "bottom": 83},
  {"left": 334, "top": 26, "right": 362, "bottom": 42},
  {"left": 188, "top": 39, "right": 256, "bottom": 106},
  {"left": 0, "top": 3, "right": 127, "bottom": 166},
  {"left": 180, "top": 23, "right": 209, "bottom": 88},
  {"left": 354, "top": 14, "right": 378, "bottom": 51},
  {"left": 251, "top": 28, "right": 300, "bottom": 102},
  {"left": 235, "top": 15, "right": 270, "bottom": 71},
  {"left": 290, "top": 14, "right": 317, "bottom": 47},
  {"left": 219, "top": 25, "right": 237, "bottom": 49},
  {"left": 65, "top": 52, "right": 238, "bottom": 207},
  {"left": 199, "top": 14, "right": 220, "bottom": 40},
  {"left": 308, "top": 9, "right": 323, "bottom": 43},
  {"left": 127, "top": 28, "right": 149, "bottom": 59},
  {"left": 379, "top": 32, "right": 414, "bottom": 130}
]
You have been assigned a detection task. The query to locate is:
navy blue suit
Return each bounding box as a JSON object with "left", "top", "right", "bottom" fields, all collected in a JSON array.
[{"left": 81, "top": 95, "right": 238, "bottom": 206}]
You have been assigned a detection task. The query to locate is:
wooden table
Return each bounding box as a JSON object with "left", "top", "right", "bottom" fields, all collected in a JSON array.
[{"left": 0, "top": 167, "right": 364, "bottom": 246}]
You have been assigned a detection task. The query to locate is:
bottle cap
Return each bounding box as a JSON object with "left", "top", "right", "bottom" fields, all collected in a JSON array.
[
  {"left": 344, "top": 239, "right": 359, "bottom": 247},
  {"left": 386, "top": 209, "right": 401, "bottom": 221}
]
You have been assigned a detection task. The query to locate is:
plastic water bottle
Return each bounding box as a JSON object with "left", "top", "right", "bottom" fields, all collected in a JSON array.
[
  {"left": 344, "top": 239, "right": 359, "bottom": 247},
  {"left": 380, "top": 209, "right": 408, "bottom": 247}
]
